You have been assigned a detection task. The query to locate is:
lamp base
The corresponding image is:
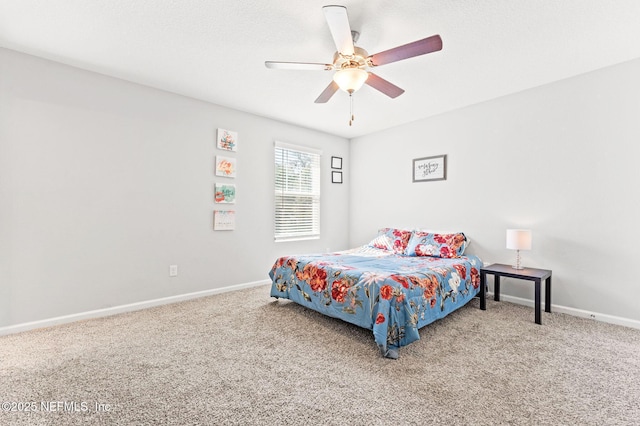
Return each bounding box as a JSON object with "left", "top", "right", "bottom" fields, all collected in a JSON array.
[{"left": 512, "top": 249, "right": 524, "bottom": 270}]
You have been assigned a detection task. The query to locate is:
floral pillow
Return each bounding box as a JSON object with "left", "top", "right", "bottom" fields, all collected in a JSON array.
[
  {"left": 368, "top": 228, "right": 413, "bottom": 254},
  {"left": 405, "top": 231, "right": 467, "bottom": 258}
]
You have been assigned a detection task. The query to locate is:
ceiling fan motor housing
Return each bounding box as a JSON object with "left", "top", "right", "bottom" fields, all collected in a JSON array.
[{"left": 333, "top": 46, "right": 370, "bottom": 70}]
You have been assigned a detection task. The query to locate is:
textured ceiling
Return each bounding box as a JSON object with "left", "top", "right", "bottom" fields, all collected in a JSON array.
[{"left": 2, "top": 0, "right": 640, "bottom": 139}]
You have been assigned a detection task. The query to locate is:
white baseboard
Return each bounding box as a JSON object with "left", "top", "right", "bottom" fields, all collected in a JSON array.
[
  {"left": 0, "top": 279, "right": 270, "bottom": 337},
  {"left": 4, "top": 283, "right": 639, "bottom": 336},
  {"left": 493, "top": 292, "right": 640, "bottom": 330}
]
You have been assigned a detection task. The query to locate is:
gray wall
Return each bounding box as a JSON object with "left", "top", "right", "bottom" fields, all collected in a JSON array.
[
  {"left": 349, "top": 57, "right": 640, "bottom": 323},
  {"left": 3, "top": 46, "right": 639, "bottom": 329},
  {"left": 0, "top": 48, "right": 350, "bottom": 328}
]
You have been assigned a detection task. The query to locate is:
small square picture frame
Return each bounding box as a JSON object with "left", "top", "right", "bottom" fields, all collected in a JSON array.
[
  {"left": 331, "top": 170, "right": 343, "bottom": 184},
  {"left": 213, "top": 210, "right": 235, "bottom": 230},
  {"left": 331, "top": 156, "right": 342, "bottom": 169},
  {"left": 216, "top": 128, "right": 238, "bottom": 152},
  {"left": 214, "top": 183, "right": 236, "bottom": 204},
  {"left": 215, "top": 155, "right": 236, "bottom": 178}
]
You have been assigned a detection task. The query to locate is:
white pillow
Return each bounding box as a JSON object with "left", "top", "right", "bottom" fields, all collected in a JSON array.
[{"left": 368, "top": 234, "right": 394, "bottom": 251}]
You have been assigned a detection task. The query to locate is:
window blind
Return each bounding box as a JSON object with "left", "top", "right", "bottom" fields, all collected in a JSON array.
[{"left": 274, "top": 141, "right": 321, "bottom": 242}]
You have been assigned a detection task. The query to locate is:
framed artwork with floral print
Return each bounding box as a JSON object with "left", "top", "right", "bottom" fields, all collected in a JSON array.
[
  {"left": 217, "top": 128, "right": 237, "bottom": 152},
  {"left": 214, "top": 183, "right": 236, "bottom": 203},
  {"left": 215, "top": 156, "right": 236, "bottom": 178}
]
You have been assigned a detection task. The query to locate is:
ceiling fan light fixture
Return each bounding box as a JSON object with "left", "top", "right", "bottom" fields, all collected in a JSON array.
[{"left": 332, "top": 68, "right": 368, "bottom": 93}]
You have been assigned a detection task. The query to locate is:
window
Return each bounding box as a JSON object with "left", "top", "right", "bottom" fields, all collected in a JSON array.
[{"left": 274, "top": 141, "right": 321, "bottom": 242}]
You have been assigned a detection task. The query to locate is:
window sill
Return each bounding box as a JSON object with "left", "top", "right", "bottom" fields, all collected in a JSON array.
[{"left": 275, "top": 235, "right": 320, "bottom": 243}]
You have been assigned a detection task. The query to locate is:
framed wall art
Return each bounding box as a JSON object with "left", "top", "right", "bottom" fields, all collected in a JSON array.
[
  {"left": 413, "top": 154, "right": 447, "bottom": 182},
  {"left": 215, "top": 156, "right": 236, "bottom": 178},
  {"left": 331, "top": 156, "right": 342, "bottom": 169},
  {"left": 214, "top": 210, "right": 236, "bottom": 230},
  {"left": 214, "top": 183, "right": 236, "bottom": 203},
  {"left": 217, "top": 128, "right": 238, "bottom": 152},
  {"left": 331, "top": 170, "right": 343, "bottom": 184}
]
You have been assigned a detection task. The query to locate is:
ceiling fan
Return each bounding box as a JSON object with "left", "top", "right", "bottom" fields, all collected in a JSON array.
[{"left": 265, "top": 5, "right": 443, "bottom": 125}]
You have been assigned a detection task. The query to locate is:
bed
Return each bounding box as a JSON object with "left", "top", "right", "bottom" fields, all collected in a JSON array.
[{"left": 269, "top": 228, "right": 483, "bottom": 358}]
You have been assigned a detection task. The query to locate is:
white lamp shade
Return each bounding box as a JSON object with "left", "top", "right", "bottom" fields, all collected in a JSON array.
[
  {"left": 506, "top": 229, "right": 532, "bottom": 250},
  {"left": 333, "top": 68, "right": 368, "bottom": 93}
]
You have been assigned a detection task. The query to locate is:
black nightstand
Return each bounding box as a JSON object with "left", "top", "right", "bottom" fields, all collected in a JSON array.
[{"left": 480, "top": 263, "right": 552, "bottom": 325}]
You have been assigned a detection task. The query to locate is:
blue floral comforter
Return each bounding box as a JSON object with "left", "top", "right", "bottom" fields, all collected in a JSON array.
[{"left": 269, "top": 246, "right": 482, "bottom": 358}]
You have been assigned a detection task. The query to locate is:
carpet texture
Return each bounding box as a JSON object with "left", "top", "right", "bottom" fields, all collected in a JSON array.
[{"left": 1, "top": 285, "right": 639, "bottom": 425}]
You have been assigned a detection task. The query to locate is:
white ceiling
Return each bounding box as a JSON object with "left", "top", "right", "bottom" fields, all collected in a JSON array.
[{"left": 2, "top": 0, "right": 640, "bottom": 139}]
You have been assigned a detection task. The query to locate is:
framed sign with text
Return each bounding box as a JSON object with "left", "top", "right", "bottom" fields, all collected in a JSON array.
[{"left": 413, "top": 154, "right": 447, "bottom": 182}]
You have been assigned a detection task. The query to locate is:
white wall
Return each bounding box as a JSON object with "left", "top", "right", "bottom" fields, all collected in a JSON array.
[
  {"left": 350, "top": 58, "right": 640, "bottom": 323},
  {"left": 0, "top": 48, "right": 350, "bottom": 328},
  {"left": 3, "top": 46, "right": 639, "bottom": 329}
]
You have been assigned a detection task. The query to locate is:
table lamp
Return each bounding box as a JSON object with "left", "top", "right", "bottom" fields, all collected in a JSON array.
[{"left": 506, "top": 229, "right": 531, "bottom": 270}]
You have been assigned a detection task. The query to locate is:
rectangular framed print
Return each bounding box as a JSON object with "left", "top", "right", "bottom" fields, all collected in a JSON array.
[
  {"left": 413, "top": 154, "right": 447, "bottom": 182},
  {"left": 331, "top": 170, "right": 343, "bottom": 184}
]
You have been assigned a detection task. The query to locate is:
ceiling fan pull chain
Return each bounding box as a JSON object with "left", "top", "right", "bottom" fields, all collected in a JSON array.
[{"left": 349, "top": 92, "right": 354, "bottom": 126}]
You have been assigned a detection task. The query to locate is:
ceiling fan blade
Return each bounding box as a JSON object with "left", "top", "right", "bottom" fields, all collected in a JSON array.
[
  {"left": 365, "top": 73, "right": 405, "bottom": 98},
  {"left": 314, "top": 81, "right": 340, "bottom": 103},
  {"left": 265, "top": 61, "right": 333, "bottom": 71},
  {"left": 323, "top": 5, "right": 354, "bottom": 56},
  {"left": 368, "top": 35, "right": 442, "bottom": 66}
]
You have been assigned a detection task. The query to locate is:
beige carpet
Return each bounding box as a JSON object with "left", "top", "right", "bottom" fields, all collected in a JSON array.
[{"left": 1, "top": 285, "right": 639, "bottom": 425}]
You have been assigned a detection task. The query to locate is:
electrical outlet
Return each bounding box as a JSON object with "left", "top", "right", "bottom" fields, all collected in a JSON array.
[{"left": 169, "top": 265, "right": 178, "bottom": 277}]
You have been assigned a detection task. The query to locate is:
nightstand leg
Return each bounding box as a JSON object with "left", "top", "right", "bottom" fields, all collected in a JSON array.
[
  {"left": 545, "top": 276, "right": 552, "bottom": 313},
  {"left": 479, "top": 271, "right": 486, "bottom": 310},
  {"left": 494, "top": 276, "right": 500, "bottom": 302},
  {"left": 535, "top": 279, "right": 541, "bottom": 325}
]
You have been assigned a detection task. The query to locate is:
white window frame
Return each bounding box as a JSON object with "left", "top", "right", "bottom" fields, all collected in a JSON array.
[{"left": 274, "top": 141, "right": 322, "bottom": 242}]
